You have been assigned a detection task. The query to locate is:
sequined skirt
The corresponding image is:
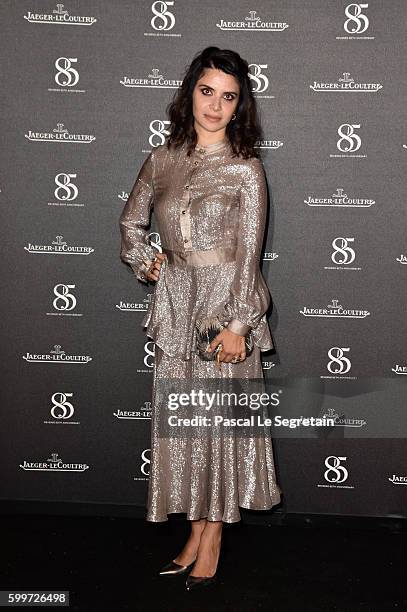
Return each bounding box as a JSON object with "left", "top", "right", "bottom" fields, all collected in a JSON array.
[{"left": 146, "top": 344, "right": 281, "bottom": 523}]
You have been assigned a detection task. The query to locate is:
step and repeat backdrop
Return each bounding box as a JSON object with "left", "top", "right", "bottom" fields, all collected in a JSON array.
[{"left": 1, "top": 1, "right": 406, "bottom": 520}]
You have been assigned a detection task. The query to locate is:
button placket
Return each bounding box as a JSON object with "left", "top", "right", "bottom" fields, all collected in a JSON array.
[{"left": 179, "top": 154, "right": 201, "bottom": 251}]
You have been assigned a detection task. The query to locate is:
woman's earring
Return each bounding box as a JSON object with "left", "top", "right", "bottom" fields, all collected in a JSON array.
[{"left": 231, "top": 113, "right": 236, "bottom": 121}]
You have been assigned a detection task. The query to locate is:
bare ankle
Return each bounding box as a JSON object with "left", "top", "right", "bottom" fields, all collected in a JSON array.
[{"left": 190, "top": 518, "right": 207, "bottom": 538}]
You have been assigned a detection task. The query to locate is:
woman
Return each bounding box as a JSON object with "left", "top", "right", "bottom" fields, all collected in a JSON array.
[{"left": 119, "top": 46, "right": 281, "bottom": 590}]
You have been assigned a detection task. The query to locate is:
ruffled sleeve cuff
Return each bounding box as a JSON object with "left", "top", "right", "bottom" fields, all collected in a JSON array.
[
  {"left": 226, "top": 318, "right": 252, "bottom": 336},
  {"left": 130, "top": 252, "right": 156, "bottom": 284}
]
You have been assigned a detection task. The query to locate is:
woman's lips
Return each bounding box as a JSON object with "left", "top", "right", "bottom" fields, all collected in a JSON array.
[{"left": 204, "top": 114, "right": 221, "bottom": 122}]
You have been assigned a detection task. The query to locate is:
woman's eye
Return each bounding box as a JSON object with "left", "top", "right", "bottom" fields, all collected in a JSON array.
[{"left": 200, "top": 89, "right": 234, "bottom": 101}]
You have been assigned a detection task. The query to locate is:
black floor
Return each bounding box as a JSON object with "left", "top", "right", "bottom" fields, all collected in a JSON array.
[{"left": 2, "top": 511, "right": 407, "bottom": 611}]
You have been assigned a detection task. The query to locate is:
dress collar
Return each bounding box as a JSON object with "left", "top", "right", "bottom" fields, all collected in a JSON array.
[{"left": 194, "top": 137, "right": 229, "bottom": 155}]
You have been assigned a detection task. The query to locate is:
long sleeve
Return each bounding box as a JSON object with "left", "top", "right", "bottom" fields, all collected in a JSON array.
[
  {"left": 119, "top": 150, "right": 157, "bottom": 284},
  {"left": 223, "top": 157, "right": 271, "bottom": 336}
]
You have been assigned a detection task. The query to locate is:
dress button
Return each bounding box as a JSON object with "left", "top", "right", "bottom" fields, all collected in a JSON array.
[
  {"left": 183, "top": 238, "right": 188, "bottom": 243},
  {"left": 194, "top": 161, "right": 199, "bottom": 166},
  {"left": 185, "top": 185, "right": 189, "bottom": 190},
  {"left": 181, "top": 210, "right": 186, "bottom": 214}
]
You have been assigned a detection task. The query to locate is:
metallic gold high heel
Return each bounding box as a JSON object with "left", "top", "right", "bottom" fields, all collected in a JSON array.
[{"left": 158, "top": 559, "right": 196, "bottom": 576}]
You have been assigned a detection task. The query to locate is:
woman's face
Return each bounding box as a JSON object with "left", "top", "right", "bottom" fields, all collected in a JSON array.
[{"left": 192, "top": 67, "right": 240, "bottom": 139}]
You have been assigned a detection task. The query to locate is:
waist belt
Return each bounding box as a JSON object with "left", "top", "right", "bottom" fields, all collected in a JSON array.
[{"left": 161, "top": 245, "right": 237, "bottom": 267}]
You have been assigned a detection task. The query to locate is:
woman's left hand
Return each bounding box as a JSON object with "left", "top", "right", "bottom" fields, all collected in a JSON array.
[{"left": 207, "top": 328, "right": 246, "bottom": 363}]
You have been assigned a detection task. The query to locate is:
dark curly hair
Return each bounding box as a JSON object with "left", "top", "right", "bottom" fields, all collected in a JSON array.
[{"left": 165, "top": 46, "right": 262, "bottom": 159}]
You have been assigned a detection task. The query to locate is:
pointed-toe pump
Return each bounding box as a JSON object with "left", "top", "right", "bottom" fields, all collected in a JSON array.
[
  {"left": 185, "top": 573, "right": 217, "bottom": 590},
  {"left": 158, "top": 559, "right": 196, "bottom": 576}
]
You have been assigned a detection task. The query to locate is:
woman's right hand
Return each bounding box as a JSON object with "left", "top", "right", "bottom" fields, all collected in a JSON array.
[{"left": 145, "top": 252, "right": 167, "bottom": 282}]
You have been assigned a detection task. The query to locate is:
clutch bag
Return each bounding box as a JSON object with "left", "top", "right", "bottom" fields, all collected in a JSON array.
[{"left": 194, "top": 313, "right": 254, "bottom": 361}]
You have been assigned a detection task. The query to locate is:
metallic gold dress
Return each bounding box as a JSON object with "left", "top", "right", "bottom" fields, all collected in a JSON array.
[{"left": 119, "top": 136, "right": 281, "bottom": 522}]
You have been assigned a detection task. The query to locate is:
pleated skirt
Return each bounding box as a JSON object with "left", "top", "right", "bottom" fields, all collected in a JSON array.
[{"left": 146, "top": 344, "right": 282, "bottom": 523}]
